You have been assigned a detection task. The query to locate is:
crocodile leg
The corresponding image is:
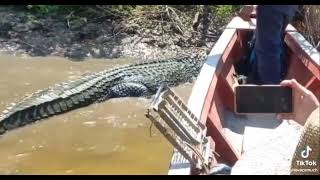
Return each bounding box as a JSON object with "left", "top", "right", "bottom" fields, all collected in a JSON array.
[{"left": 97, "top": 83, "right": 149, "bottom": 101}]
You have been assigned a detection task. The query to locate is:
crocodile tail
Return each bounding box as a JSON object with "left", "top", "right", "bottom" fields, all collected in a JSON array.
[
  {"left": 0, "top": 74, "right": 111, "bottom": 135},
  {"left": 0, "top": 92, "right": 99, "bottom": 135}
]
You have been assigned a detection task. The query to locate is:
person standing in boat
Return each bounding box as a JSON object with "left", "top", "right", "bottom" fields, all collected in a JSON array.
[{"left": 239, "top": 5, "right": 298, "bottom": 84}]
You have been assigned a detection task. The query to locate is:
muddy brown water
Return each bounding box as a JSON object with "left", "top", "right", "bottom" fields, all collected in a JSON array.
[{"left": 0, "top": 54, "right": 194, "bottom": 175}]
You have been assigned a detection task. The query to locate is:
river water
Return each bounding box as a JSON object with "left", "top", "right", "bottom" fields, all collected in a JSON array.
[{"left": 0, "top": 54, "right": 194, "bottom": 175}]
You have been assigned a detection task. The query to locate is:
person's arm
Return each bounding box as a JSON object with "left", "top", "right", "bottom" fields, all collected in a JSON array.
[
  {"left": 277, "top": 79, "right": 319, "bottom": 125},
  {"left": 308, "top": 107, "right": 320, "bottom": 122},
  {"left": 238, "top": 5, "right": 257, "bottom": 21}
]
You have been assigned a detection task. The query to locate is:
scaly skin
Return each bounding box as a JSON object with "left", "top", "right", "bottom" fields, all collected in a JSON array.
[{"left": 0, "top": 54, "right": 206, "bottom": 135}]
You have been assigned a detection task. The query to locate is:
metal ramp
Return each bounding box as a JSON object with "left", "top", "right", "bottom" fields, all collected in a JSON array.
[{"left": 145, "top": 83, "right": 216, "bottom": 175}]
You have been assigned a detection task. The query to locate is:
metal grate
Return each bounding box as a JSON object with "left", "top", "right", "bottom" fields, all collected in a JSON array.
[{"left": 145, "top": 83, "right": 215, "bottom": 174}]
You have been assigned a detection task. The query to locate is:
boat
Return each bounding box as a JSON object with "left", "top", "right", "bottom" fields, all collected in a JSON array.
[{"left": 146, "top": 13, "right": 320, "bottom": 175}]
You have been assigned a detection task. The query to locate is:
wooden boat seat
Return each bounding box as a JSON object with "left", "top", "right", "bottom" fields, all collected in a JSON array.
[{"left": 230, "top": 113, "right": 302, "bottom": 174}]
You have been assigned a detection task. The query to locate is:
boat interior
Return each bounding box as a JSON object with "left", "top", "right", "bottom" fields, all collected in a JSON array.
[
  {"left": 167, "top": 16, "right": 319, "bottom": 175},
  {"left": 201, "top": 27, "right": 320, "bottom": 173}
]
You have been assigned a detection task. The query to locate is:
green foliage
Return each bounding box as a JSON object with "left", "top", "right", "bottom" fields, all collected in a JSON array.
[
  {"left": 21, "top": 5, "right": 244, "bottom": 29},
  {"left": 113, "top": 5, "right": 136, "bottom": 13},
  {"left": 26, "top": 5, "right": 81, "bottom": 15},
  {"left": 24, "top": 5, "right": 241, "bottom": 21},
  {"left": 99, "top": 5, "right": 137, "bottom": 17},
  {"left": 214, "top": 5, "right": 241, "bottom": 23}
]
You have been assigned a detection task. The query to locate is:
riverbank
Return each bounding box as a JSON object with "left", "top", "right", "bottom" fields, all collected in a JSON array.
[
  {"left": 0, "top": 5, "right": 233, "bottom": 61},
  {"left": 1, "top": 5, "right": 317, "bottom": 61}
]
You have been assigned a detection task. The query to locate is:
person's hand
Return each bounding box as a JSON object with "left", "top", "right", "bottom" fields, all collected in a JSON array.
[
  {"left": 277, "top": 79, "right": 319, "bottom": 125},
  {"left": 238, "top": 5, "right": 254, "bottom": 21}
]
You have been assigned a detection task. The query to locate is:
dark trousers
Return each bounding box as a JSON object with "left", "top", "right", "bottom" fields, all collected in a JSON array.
[{"left": 253, "top": 6, "right": 295, "bottom": 84}]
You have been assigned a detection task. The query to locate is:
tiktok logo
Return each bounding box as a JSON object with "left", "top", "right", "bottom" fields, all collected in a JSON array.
[{"left": 301, "top": 145, "right": 312, "bottom": 159}]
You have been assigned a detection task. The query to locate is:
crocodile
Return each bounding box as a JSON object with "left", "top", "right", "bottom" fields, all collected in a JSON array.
[{"left": 0, "top": 53, "right": 207, "bottom": 135}]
